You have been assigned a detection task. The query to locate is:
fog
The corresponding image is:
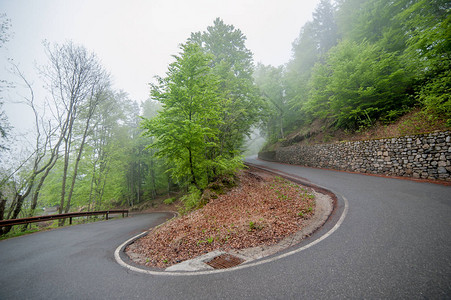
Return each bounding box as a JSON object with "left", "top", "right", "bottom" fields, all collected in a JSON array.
[{"left": 1, "top": 0, "right": 320, "bottom": 132}]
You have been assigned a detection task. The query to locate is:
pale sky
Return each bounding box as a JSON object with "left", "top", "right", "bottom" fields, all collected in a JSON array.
[{"left": 0, "top": 0, "right": 320, "bottom": 131}]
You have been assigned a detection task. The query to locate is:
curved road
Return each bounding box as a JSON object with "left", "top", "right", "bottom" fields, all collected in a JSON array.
[{"left": 1, "top": 157, "right": 450, "bottom": 299}]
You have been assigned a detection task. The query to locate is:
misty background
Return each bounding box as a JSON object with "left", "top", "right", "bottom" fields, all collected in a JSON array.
[{"left": 1, "top": 0, "right": 320, "bottom": 132}]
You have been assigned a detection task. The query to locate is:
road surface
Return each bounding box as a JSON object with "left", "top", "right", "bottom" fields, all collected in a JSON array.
[{"left": 0, "top": 157, "right": 450, "bottom": 299}]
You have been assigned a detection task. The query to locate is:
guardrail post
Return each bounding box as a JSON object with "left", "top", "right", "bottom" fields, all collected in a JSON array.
[
  {"left": 69, "top": 217, "right": 72, "bottom": 225},
  {"left": 106, "top": 212, "right": 109, "bottom": 220}
]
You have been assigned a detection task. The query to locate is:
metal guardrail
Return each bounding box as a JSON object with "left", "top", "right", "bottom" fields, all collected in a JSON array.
[{"left": 0, "top": 209, "right": 129, "bottom": 227}]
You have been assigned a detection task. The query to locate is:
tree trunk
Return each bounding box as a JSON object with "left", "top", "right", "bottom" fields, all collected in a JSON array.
[
  {"left": 279, "top": 112, "right": 284, "bottom": 139},
  {"left": 0, "top": 199, "right": 5, "bottom": 221},
  {"left": 59, "top": 136, "right": 71, "bottom": 226},
  {"left": 0, "top": 197, "right": 6, "bottom": 236},
  {"left": 2, "top": 194, "right": 24, "bottom": 235},
  {"left": 21, "top": 155, "right": 59, "bottom": 232},
  {"left": 137, "top": 177, "right": 140, "bottom": 204},
  {"left": 167, "top": 177, "right": 170, "bottom": 197},
  {"left": 188, "top": 147, "right": 198, "bottom": 189},
  {"left": 5, "top": 197, "right": 16, "bottom": 220},
  {"left": 59, "top": 107, "right": 77, "bottom": 226},
  {"left": 88, "top": 164, "right": 97, "bottom": 212},
  {"left": 65, "top": 112, "right": 93, "bottom": 214},
  {"left": 98, "top": 168, "right": 108, "bottom": 208},
  {"left": 150, "top": 156, "right": 157, "bottom": 199}
]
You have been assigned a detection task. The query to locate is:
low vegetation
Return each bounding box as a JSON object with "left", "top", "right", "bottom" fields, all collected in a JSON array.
[
  {"left": 266, "top": 109, "right": 450, "bottom": 151},
  {"left": 126, "top": 169, "right": 316, "bottom": 269}
]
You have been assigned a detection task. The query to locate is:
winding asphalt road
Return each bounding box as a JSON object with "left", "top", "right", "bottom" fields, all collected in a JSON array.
[{"left": 1, "top": 157, "right": 450, "bottom": 299}]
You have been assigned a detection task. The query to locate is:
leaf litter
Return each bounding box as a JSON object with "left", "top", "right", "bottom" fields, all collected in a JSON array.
[{"left": 126, "top": 168, "right": 316, "bottom": 269}]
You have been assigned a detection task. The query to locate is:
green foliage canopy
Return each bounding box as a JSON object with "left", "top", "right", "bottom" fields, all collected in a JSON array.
[
  {"left": 142, "top": 42, "right": 242, "bottom": 190},
  {"left": 189, "top": 18, "right": 263, "bottom": 156},
  {"left": 305, "top": 40, "right": 411, "bottom": 129},
  {"left": 258, "top": 0, "right": 451, "bottom": 136}
]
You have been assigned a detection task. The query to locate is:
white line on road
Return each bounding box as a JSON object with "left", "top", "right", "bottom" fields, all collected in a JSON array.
[{"left": 114, "top": 194, "right": 349, "bottom": 276}]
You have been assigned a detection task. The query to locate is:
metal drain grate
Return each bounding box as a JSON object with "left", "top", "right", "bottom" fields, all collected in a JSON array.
[{"left": 206, "top": 254, "right": 244, "bottom": 269}]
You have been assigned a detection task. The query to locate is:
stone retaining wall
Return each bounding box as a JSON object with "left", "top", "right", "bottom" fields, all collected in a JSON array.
[{"left": 258, "top": 131, "right": 451, "bottom": 181}]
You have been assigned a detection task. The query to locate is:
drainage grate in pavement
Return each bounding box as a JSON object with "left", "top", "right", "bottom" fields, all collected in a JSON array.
[{"left": 206, "top": 254, "right": 244, "bottom": 269}]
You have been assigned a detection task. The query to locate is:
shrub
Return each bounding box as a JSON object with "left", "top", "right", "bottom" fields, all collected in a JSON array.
[
  {"left": 179, "top": 186, "right": 202, "bottom": 214},
  {"left": 163, "top": 197, "right": 176, "bottom": 205}
]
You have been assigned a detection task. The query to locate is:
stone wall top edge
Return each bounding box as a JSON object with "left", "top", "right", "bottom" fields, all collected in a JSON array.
[{"left": 276, "top": 130, "right": 450, "bottom": 150}]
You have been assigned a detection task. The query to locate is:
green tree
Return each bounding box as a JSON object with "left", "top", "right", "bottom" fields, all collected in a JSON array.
[
  {"left": 285, "top": 21, "right": 318, "bottom": 114},
  {"left": 399, "top": 0, "right": 451, "bottom": 123},
  {"left": 305, "top": 40, "right": 410, "bottom": 129},
  {"left": 189, "top": 18, "right": 262, "bottom": 157},
  {"left": 254, "top": 64, "right": 290, "bottom": 141},
  {"left": 85, "top": 91, "right": 131, "bottom": 210},
  {"left": 311, "top": 0, "right": 338, "bottom": 57},
  {"left": 285, "top": 0, "right": 338, "bottom": 127},
  {"left": 336, "top": 0, "right": 408, "bottom": 52},
  {"left": 36, "top": 91, "right": 149, "bottom": 211},
  {"left": 140, "top": 99, "right": 174, "bottom": 200},
  {"left": 41, "top": 42, "right": 110, "bottom": 223},
  {"left": 142, "top": 42, "right": 239, "bottom": 191},
  {"left": 279, "top": 0, "right": 450, "bottom": 135}
]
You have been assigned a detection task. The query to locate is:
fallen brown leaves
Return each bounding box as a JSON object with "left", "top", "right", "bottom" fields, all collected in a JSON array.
[{"left": 126, "top": 169, "right": 316, "bottom": 269}]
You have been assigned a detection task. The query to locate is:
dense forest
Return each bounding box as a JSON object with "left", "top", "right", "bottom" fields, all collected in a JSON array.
[
  {"left": 257, "top": 0, "right": 450, "bottom": 144},
  {"left": 0, "top": 0, "right": 450, "bottom": 235}
]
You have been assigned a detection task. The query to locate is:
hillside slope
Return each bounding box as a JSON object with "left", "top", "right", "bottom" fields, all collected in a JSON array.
[{"left": 265, "top": 109, "right": 449, "bottom": 151}]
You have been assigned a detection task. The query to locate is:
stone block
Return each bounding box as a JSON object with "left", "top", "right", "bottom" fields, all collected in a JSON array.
[{"left": 438, "top": 167, "right": 448, "bottom": 174}]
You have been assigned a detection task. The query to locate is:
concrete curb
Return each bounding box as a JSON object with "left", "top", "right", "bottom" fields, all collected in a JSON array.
[{"left": 114, "top": 172, "right": 349, "bottom": 276}]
